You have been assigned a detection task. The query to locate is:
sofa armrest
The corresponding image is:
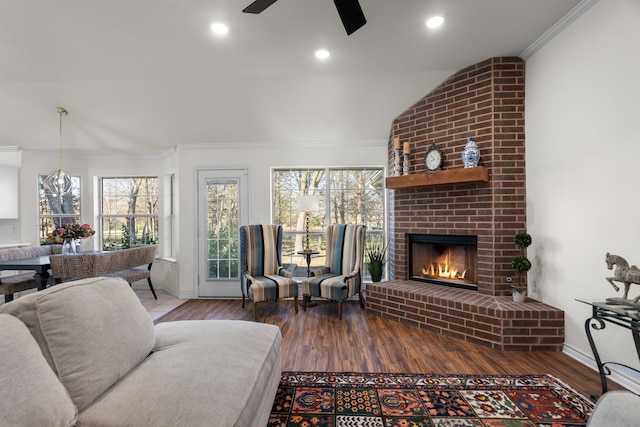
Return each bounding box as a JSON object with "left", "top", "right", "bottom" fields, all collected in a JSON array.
[{"left": 587, "top": 391, "right": 640, "bottom": 427}]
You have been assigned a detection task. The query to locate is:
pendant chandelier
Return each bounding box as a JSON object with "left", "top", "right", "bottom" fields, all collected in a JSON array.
[{"left": 43, "top": 107, "right": 72, "bottom": 196}]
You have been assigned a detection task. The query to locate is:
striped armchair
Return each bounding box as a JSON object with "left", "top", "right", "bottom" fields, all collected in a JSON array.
[
  {"left": 301, "top": 224, "right": 366, "bottom": 319},
  {"left": 240, "top": 225, "right": 299, "bottom": 321}
]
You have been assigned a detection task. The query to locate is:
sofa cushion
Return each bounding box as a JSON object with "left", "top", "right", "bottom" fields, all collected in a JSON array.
[
  {"left": 0, "top": 313, "right": 77, "bottom": 426},
  {"left": 0, "top": 277, "right": 155, "bottom": 412},
  {"left": 78, "top": 320, "right": 282, "bottom": 427}
]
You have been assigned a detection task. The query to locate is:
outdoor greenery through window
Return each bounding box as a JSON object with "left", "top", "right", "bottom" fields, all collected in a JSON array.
[
  {"left": 272, "top": 167, "right": 385, "bottom": 279},
  {"left": 204, "top": 178, "right": 240, "bottom": 280},
  {"left": 100, "top": 177, "right": 159, "bottom": 251},
  {"left": 39, "top": 175, "right": 81, "bottom": 244}
]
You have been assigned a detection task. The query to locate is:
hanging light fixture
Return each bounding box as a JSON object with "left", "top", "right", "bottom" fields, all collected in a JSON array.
[{"left": 43, "top": 107, "right": 72, "bottom": 196}]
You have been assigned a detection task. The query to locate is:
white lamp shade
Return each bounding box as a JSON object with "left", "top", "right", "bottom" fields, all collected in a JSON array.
[{"left": 297, "top": 195, "right": 319, "bottom": 212}]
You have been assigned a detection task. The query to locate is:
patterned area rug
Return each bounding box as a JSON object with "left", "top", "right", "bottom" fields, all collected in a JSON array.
[{"left": 268, "top": 372, "right": 593, "bottom": 427}]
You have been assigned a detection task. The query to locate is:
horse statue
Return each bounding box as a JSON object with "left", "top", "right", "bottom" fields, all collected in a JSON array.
[{"left": 605, "top": 252, "right": 640, "bottom": 303}]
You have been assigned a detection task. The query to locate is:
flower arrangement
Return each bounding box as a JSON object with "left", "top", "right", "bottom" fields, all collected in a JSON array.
[{"left": 47, "top": 223, "right": 95, "bottom": 243}]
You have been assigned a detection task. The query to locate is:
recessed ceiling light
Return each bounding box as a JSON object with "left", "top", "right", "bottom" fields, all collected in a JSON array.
[
  {"left": 425, "top": 16, "right": 444, "bottom": 29},
  {"left": 211, "top": 22, "right": 229, "bottom": 35},
  {"left": 315, "top": 49, "right": 330, "bottom": 60}
]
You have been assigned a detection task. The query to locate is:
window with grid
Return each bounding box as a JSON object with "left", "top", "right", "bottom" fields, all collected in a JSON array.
[
  {"left": 99, "top": 177, "right": 159, "bottom": 251},
  {"left": 38, "top": 175, "right": 82, "bottom": 244},
  {"left": 272, "top": 167, "right": 385, "bottom": 279}
]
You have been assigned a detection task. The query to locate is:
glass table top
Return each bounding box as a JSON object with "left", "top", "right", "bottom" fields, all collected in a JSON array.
[{"left": 577, "top": 299, "right": 640, "bottom": 320}]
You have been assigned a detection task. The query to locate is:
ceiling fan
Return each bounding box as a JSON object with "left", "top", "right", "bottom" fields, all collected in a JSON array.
[{"left": 242, "top": 0, "right": 367, "bottom": 36}]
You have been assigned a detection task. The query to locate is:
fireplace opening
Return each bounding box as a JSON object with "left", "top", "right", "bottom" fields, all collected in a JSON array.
[{"left": 408, "top": 234, "right": 478, "bottom": 290}]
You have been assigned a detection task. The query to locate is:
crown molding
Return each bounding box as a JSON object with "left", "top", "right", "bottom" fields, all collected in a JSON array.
[
  {"left": 520, "top": 0, "right": 599, "bottom": 60},
  {"left": 176, "top": 140, "right": 387, "bottom": 152},
  {"left": 24, "top": 140, "right": 387, "bottom": 161},
  {"left": 0, "top": 146, "right": 20, "bottom": 152}
]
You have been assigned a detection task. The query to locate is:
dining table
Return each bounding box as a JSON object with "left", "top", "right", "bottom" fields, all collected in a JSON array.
[{"left": 0, "top": 255, "right": 52, "bottom": 291}]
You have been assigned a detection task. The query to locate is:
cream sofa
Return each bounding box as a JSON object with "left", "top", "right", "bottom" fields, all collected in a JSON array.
[
  {"left": 0, "top": 277, "right": 281, "bottom": 427},
  {"left": 587, "top": 390, "right": 640, "bottom": 427}
]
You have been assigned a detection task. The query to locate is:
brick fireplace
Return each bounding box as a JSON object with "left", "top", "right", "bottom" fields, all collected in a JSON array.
[{"left": 366, "top": 57, "right": 564, "bottom": 351}]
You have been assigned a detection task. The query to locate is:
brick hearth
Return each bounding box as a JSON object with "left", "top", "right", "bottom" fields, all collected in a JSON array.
[
  {"left": 375, "top": 56, "right": 565, "bottom": 351},
  {"left": 366, "top": 281, "right": 564, "bottom": 352}
]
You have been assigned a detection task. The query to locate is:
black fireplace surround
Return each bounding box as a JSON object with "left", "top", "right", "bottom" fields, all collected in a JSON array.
[{"left": 408, "top": 234, "right": 478, "bottom": 291}]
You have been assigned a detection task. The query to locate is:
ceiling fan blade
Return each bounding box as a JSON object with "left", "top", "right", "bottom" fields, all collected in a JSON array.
[
  {"left": 243, "top": 0, "right": 278, "bottom": 14},
  {"left": 333, "top": 0, "right": 366, "bottom": 35}
]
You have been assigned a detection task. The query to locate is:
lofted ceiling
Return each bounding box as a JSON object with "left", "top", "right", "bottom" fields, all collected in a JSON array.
[{"left": 0, "top": 0, "right": 583, "bottom": 157}]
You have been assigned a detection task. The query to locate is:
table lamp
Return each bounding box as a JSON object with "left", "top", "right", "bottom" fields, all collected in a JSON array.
[{"left": 297, "top": 195, "right": 319, "bottom": 252}]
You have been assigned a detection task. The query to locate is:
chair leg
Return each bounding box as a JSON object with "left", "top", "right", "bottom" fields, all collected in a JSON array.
[
  {"left": 359, "top": 291, "right": 365, "bottom": 309},
  {"left": 253, "top": 302, "right": 258, "bottom": 322},
  {"left": 338, "top": 300, "right": 343, "bottom": 320},
  {"left": 242, "top": 293, "right": 246, "bottom": 308},
  {"left": 302, "top": 295, "right": 307, "bottom": 311},
  {"left": 147, "top": 277, "right": 157, "bottom": 300},
  {"left": 294, "top": 296, "right": 299, "bottom": 314}
]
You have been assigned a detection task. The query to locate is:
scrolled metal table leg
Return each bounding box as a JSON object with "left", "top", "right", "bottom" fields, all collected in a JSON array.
[{"left": 585, "top": 316, "right": 608, "bottom": 399}]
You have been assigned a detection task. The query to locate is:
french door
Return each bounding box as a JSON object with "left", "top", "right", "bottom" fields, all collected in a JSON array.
[{"left": 197, "top": 169, "right": 249, "bottom": 297}]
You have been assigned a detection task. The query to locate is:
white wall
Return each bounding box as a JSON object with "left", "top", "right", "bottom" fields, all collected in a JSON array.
[
  {"left": 526, "top": 0, "right": 640, "bottom": 388},
  {"left": 175, "top": 141, "right": 387, "bottom": 299},
  {"left": 14, "top": 141, "right": 386, "bottom": 298},
  {"left": 0, "top": 149, "right": 22, "bottom": 243}
]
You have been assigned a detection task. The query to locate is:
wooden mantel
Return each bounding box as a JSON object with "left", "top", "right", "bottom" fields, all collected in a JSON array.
[{"left": 385, "top": 166, "right": 489, "bottom": 189}]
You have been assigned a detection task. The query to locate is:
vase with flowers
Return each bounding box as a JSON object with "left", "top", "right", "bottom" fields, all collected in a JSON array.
[{"left": 48, "top": 223, "right": 96, "bottom": 255}]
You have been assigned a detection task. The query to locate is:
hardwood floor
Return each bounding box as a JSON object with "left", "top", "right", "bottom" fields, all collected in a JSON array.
[{"left": 155, "top": 298, "right": 624, "bottom": 400}]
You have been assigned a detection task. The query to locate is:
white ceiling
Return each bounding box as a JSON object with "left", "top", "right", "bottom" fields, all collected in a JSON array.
[{"left": 0, "top": 0, "right": 583, "bottom": 157}]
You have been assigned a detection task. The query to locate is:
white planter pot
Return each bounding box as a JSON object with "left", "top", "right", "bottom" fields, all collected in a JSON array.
[{"left": 512, "top": 290, "right": 526, "bottom": 303}]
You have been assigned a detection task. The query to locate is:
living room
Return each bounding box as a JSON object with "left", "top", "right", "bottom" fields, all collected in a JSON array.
[{"left": 1, "top": 0, "right": 639, "bottom": 421}]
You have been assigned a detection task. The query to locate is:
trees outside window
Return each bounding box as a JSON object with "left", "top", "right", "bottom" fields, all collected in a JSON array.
[
  {"left": 100, "top": 177, "right": 158, "bottom": 251},
  {"left": 272, "top": 167, "right": 385, "bottom": 279},
  {"left": 39, "top": 175, "right": 81, "bottom": 244}
]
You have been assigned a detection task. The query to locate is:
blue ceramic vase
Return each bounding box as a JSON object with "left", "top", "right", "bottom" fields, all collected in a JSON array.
[{"left": 462, "top": 137, "right": 480, "bottom": 168}]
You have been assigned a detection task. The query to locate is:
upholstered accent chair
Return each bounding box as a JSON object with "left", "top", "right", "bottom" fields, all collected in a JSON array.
[
  {"left": 240, "top": 225, "right": 299, "bottom": 321},
  {"left": 301, "top": 224, "right": 366, "bottom": 319}
]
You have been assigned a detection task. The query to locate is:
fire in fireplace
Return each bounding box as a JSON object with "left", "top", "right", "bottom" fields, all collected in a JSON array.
[{"left": 408, "top": 234, "right": 478, "bottom": 290}]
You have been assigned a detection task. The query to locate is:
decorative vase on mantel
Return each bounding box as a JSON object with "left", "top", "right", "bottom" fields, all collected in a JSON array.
[{"left": 462, "top": 137, "right": 480, "bottom": 168}]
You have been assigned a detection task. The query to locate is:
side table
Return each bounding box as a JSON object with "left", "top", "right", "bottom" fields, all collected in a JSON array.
[
  {"left": 577, "top": 299, "right": 640, "bottom": 400},
  {"left": 298, "top": 250, "right": 319, "bottom": 307}
]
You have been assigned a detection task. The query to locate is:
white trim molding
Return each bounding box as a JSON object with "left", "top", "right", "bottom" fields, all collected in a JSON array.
[
  {"left": 563, "top": 343, "right": 640, "bottom": 395},
  {"left": 520, "top": 0, "right": 600, "bottom": 60}
]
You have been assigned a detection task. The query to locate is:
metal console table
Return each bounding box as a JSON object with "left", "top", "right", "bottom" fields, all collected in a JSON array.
[{"left": 577, "top": 299, "right": 640, "bottom": 399}]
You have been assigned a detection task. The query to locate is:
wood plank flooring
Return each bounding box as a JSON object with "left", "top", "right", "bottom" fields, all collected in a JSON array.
[{"left": 155, "top": 298, "right": 624, "bottom": 400}]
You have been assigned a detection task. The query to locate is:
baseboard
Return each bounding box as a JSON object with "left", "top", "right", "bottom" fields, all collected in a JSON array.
[
  {"left": 130, "top": 283, "right": 190, "bottom": 299},
  {"left": 563, "top": 343, "right": 640, "bottom": 394}
]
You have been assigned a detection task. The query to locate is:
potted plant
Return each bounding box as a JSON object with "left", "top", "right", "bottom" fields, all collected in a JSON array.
[
  {"left": 366, "top": 241, "right": 387, "bottom": 283},
  {"left": 511, "top": 232, "right": 532, "bottom": 302}
]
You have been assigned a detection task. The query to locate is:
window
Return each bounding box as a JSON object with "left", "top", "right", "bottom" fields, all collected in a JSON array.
[
  {"left": 100, "top": 177, "right": 159, "bottom": 251},
  {"left": 272, "top": 167, "right": 385, "bottom": 279},
  {"left": 39, "top": 174, "right": 81, "bottom": 243}
]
